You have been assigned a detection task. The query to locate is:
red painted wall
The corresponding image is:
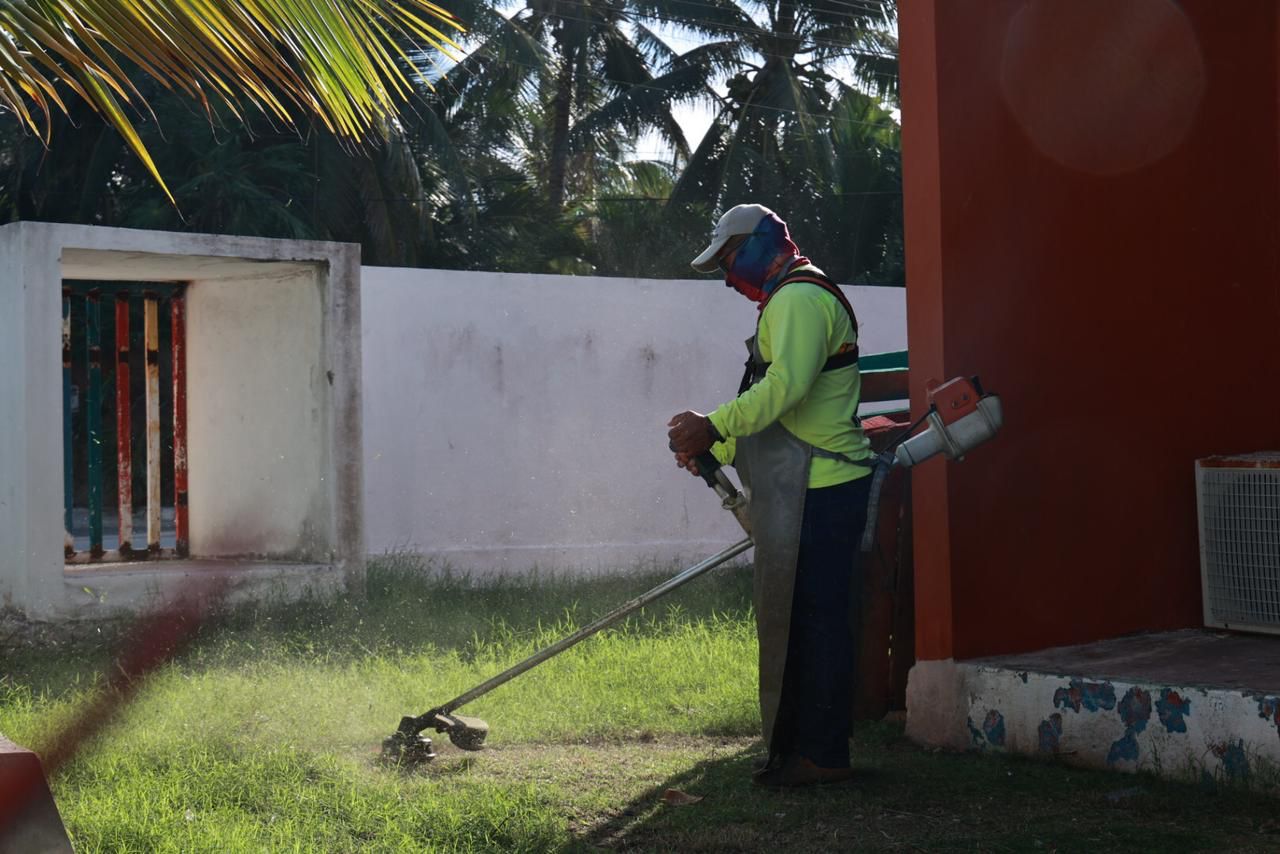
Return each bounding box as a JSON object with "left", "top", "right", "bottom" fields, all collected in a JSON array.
[{"left": 902, "top": 0, "right": 1280, "bottom": 661}]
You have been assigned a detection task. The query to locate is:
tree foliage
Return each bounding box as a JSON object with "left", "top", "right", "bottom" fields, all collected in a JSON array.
[
  {"left": 643, "top": 0, "right": 900, "bottom": 281},
  {"left": 0, "top": 0, "right": 903, "bottom": 281},
  {"left": 0, "top": 0, "right": 463, "bottom": 199}
]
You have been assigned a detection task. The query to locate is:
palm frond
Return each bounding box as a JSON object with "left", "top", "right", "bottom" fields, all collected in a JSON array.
[
  {"left": 629, "top": 0, "right": 764, "bottom": 41},
  {"left": 633, "top": 24, "right": 679, "bottom": 69},
  {"left": 569, "top": 60, "right": 706, "bottom": 156},
  {"left": 668, "top": 112, "right": 732, "bottom": 208},
  {"left": 0, "top": 0, "right": 464, "bottom": 202},
  {"left": 667, "top": 40, "right": 750, "bottom": 80},
  {"left": 600, "top": 27, "right": 653, "bottom": 93},
  {"left": 805, "top": 0, "right": 888, "bottom": 36},
  {"left": 651, "top": 110, "right": 691, "bottom": 163},
  {"left": 430, "top": 8, "right": 547, "bottom": 112},
  {"left": 402, "top": 102, "right": 476, "bottom": 219},
  {"left": 851, "top": 30, "right": 900, "bottom": 103},
  {"left": 623, "top": 159, "right": 678, "bottom": 196}
]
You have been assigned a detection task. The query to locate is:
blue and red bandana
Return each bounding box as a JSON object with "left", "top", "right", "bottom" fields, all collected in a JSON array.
[{"left": 722, "top": 213, "right": 808, "bottom": 305}]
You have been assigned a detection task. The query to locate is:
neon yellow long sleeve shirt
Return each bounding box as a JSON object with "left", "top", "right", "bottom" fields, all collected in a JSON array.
[{"left": 707, "top": 273, "right": 871, "bottom": 488}]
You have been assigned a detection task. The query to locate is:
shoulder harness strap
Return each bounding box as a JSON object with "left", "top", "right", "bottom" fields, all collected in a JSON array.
[{"left": 740, "top": 271, "right": 860, "bottom": 393}]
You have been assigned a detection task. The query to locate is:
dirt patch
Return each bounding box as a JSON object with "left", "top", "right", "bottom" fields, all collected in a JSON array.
[{"left": 0, "top": 606, "right": 127, "bottom": 653}]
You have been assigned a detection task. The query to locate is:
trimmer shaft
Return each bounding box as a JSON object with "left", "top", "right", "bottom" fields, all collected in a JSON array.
[{"left": 380, "top": 454, "right": 754, "bottom": 769}]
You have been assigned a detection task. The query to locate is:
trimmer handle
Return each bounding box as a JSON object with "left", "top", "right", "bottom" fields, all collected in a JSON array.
[
  {"left": 693, "top": 451, "right": 722, "bottom": 489},
  {"left": 667, "top": 445, "right": 750, "bottom": 536},
  {"left": 665, "top": 441, "right": 723, "bottom": 490}
]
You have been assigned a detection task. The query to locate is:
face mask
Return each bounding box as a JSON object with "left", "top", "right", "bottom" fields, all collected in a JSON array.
[
  {"left": 721, "top": 256, "right": 766, "bottom": 303},
  {"left": 718, "top": 214, "right": 800, "bottom": 303}
]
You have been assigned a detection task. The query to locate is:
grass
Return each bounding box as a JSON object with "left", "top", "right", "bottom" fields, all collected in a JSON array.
[{"left": 2, "top": 554, "right": 1279, "bottom": 852}]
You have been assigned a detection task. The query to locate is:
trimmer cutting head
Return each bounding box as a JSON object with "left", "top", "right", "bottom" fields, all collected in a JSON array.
[
  {"left": 380, "top": 730, "right": 436, "bottom": 766},
  {"left": 380, "top": 712, "right": 489, "bottom": 766}
]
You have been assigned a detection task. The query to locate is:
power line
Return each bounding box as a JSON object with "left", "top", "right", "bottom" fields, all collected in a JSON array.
[
  {"left": 17, "top": 184, "right": 902, "bottom": 201},
  {"left": 445, "top": 45, "right": 898, "bottom": 97},
  {"left": 409, "top": 3, "right": 899, "bottom": 124},
  {"left": 628, "top": 0, "right": 896, "bottom": 26},
  {"left": 433, "top": 67, "right": 899, "bottom": 133},
  {"left": 524, "top": 6, "right": 899, "bottom": 60},
  {"left": 485, "top": 3, "right": 900, "bottom": 65},
  {"left": 623, "top": 0, "right": 894, "bottom": 33},
  {"left": 423, "top": 41, "right": 900, "bottom": 130},
  {"left": 581, "top": 190, "right": 899, "bottom": 200}
]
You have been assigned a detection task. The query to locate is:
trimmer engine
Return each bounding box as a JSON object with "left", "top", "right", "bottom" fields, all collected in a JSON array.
[{"left": 894, "top": 377, "right": 1002, "bottom": 468}]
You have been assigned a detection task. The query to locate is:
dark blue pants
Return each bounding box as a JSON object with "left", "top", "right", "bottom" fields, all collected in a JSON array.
[{"left": 775, "top": 475, "right": 870, "bottom": 768}]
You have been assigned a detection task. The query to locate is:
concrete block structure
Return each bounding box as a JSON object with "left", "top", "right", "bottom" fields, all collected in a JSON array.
[{"left": 0, "top": 222, "right": 363, "bottom": 618}]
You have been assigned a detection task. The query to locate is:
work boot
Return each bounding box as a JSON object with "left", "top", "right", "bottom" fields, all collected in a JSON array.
[
  {"left": 752, "top": 754, "right": 779, "bottom": 772},
  {"left": 751, "top": 754, "right": 855, "bottom": 788}
]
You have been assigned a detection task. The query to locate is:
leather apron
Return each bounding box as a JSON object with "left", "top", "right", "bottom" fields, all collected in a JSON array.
[{"left": 734, "top": 334, "right": 812, "bottom": 755}]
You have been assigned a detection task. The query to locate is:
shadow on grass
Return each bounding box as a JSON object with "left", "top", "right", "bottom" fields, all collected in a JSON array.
[
  {"left": 574, "top": 723, "right": 1280, "bottom": 853},
  {"left": 580, "top": 743, "right": 892, "bottom": 853}
]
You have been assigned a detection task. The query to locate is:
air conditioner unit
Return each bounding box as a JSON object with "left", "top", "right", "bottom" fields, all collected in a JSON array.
[{"left": 1196, "top": 453, "right": 1280, "bottom": 635}]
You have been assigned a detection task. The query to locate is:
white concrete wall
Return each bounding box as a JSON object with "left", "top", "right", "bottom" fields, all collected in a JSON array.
[
  {"left": 360, "top": 268, "right": 907, "bottom": 574},
  {"left": 0, "top": 223, "right": 65, "bottom": 611},
  {"left": 187, "top": 268, "right": 332, "bottom": 560},
  {"left": 0, "top": 223, "right": 363, "bottom": 618},
  {"left": 0, "top": 224, "right": 30, "bottom": 611}
]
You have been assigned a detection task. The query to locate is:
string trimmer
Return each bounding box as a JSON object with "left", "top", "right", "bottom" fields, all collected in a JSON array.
[
  {"left": 381, "top": 375, "right": 1002, "bottom": 766},
  {"left": 380, "top": 452, "right": 752, "bottom": 765}
]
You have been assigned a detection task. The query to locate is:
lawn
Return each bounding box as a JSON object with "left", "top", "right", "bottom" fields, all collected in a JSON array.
[{"left": 3, "top": 555, "right": 1278, "bottom": 853}]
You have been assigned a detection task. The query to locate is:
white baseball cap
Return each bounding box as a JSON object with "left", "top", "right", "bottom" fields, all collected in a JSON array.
[{"left": 690, "top": 203, "right": 774, "bottom": 272}]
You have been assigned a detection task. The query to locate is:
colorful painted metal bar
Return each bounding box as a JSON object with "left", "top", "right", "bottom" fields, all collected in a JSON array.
[
  {"left": 62, "top": 289, "right": 74, "bottom": 556},
  {"left": 172, "top": 295, "right": 189, "bottom": 557},
  {"left": 115, "top": 293, "right": 133, "bottom": 556},
  {"left": 85, "top": 291, "right": 104, "bottom": 558},
  {"left": 145, "top": 294, "right": 161, "bottom": 554}
]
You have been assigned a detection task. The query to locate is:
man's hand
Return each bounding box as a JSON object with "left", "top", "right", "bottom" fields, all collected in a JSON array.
[
  {"left": 667, "top": 411, "right": 716, "bottom": 457},
  {"left": 674, "top": 451, "right": 701, "bottom": 477}
]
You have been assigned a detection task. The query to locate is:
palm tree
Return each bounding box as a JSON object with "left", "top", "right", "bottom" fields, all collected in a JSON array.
[
  {"left": 0, "top": 80, "right": 128, "bottom": 226},
  {"left": 433, "top": 0, "right": 712, "bottom": 210},
  {"left": 403, "top": 92, "right": 596, "bottom": 271},
  {"left": 0, "top": 0, "right": 464, "bottom": 201},
  {"left": 809, "top": 87, "right": 903, "bottom": 283},
  {"left": 578, "top": 159, "right": 710, "bottom": 276},
  {"left": 633, "top": 0, "right": 900, "bottom": 279},
  {"left": 644, "top": 0, "right": 896, "bottom": 193}
]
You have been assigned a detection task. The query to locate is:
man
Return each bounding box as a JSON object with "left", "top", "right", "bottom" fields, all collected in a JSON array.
[{"left": 667, "top": 203, "right": 872, "bottom": 787}]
